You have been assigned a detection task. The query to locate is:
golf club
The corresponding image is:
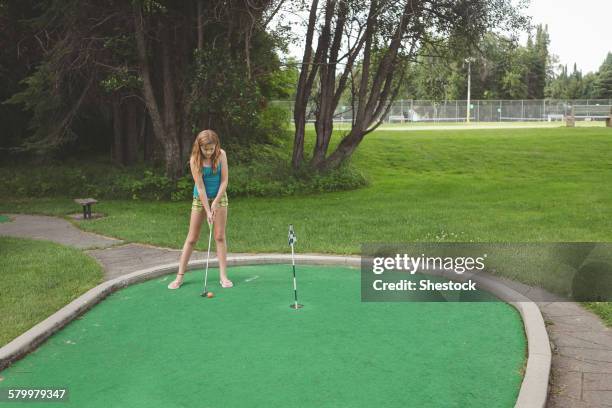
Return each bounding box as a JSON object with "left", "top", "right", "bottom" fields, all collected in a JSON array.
[{"left": 201, "top": 221, "right": 213, "bottom": 298}]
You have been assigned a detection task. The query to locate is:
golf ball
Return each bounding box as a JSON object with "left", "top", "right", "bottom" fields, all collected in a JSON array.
[{"left": 207, "top": 292, "right": 214, "bottom": 298}]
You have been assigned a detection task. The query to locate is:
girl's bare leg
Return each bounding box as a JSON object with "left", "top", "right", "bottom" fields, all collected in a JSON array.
[
  {"left": 169, "top": 209, "right": 204, "bottom": 288},
  {"left": 214, "top": 206, "right": 229, "bottom": 283}
]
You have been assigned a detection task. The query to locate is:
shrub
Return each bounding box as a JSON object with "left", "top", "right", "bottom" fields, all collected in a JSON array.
[{"left": 0, "top": 158, "right": 367, "bottom": 201}]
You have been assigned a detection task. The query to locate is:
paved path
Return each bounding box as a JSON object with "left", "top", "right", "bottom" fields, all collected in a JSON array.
[
  {"left": 1, "top": 213, "right": 612, "bottom": 407},
  {"left": 88, "top": 243, "right": 191, "bottom": 281},
  {"left": 0, "top": 214, "right": 122, "bottom": 250},
  {"left": 540, "top": 302, "right": 612, "bottom": 407}
]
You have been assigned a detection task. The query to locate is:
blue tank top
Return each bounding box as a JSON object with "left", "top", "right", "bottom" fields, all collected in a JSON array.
[{"left": 193, "top": 163, "right": 222, "bottom": 199}]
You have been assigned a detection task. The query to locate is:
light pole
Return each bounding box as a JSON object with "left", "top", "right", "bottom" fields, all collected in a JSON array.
[{"left": 465, "top": 57, "right": 474, "bottom": 123}]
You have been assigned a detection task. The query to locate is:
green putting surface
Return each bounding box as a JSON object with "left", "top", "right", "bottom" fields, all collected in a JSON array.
[
  {"left": 0, "top": 265, "right": 526, "bottom": 407},
  {"left": 0, "top": 215, "right": 9, "bottom": 223}
]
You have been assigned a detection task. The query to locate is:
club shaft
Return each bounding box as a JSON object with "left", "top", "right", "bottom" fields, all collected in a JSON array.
[{"left": 202, "top": 223, "right": 213, "bottom": 293}]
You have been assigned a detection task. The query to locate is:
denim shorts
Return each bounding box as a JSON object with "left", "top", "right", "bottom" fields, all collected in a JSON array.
[{"left": 192, "top": 192, "right": 228, "bottom": 212}]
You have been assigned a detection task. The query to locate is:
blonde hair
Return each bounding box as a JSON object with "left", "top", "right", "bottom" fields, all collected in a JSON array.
[{"left": 190, "top": 129, "right": 221, "bottom": 175}]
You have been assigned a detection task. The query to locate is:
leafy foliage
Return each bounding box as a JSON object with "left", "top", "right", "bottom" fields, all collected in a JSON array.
[
  {"left": 592, "top": 53, "right": 612, "bottom": 99},
  {"left": 400, "top": 27, "right": 550, "bottom": 101},
  {"left": 0, "top": 154, "right": 367, "bottom": 201}
]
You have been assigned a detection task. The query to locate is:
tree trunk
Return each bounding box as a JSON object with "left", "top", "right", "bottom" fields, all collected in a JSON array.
[
  {"left": 138, "top": 104, "right": 148, "bottom": 162},
  {"left": 124, "top": 98, "right": 140, "bottom": 165},
  {"left": 291, "top": 0, "right": 319, "bottom": 170},
  {"left": 300, "top": 0, "right": 415, "bottom": 171},
  {"left": 179, "top": 0, "right": 206, "bottom": 167},
  {"left": 142, "top": 114, "right": 152, "bottom": 163},
  {"left": 197, "top": 0, "right": 204, "bottom": 50},
  {"left": 160, "top": 22, "right": 181, "bottom": 179},
  {"left": 292, "top": 119, "right": 306, "bottom": 169},
  {"left": 134, "top": 8, "right": 165, "bottom": 144},
  {"left": 180, "top": 124, "right": 194, "bottom": 167},
  {"left": 321, "top": 128, "right": 364, "bottom": 169},
  {"left": 112, "top": 98, "right": 124, "bottom": 165},
  {"left": 134, "top": 4, "right": 181, "bottom": 179},
  {"left": 311, "top": 0, "right": 348, "bottom": 168}
]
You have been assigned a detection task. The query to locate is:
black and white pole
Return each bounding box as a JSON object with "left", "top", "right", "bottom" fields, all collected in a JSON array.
[{"left": 288, "top": 224, "right": 303, "bottom": 309}]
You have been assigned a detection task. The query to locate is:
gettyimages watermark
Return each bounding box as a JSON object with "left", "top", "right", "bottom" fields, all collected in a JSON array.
[{"left": 361, "top": 243, "right": 612, "bottom": 302}]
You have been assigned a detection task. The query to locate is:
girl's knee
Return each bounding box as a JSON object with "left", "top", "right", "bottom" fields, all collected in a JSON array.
[
  {"left": 214, "top": 234, "right": 225, "bottom": 244},
  {"left": 186, "top": 237, "right": 198, "bottom": 247}
]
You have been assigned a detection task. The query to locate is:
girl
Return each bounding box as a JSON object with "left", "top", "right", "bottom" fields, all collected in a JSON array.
[{"left": 167, "top": 129, "right": 233, "bottom": 289}]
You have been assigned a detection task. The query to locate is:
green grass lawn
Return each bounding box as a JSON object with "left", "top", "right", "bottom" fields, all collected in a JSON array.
[
  {"left": 1, "top": 126, "right": 611, "bottom": 326},
  {"left": 0, "top": 237, "right": 103, "bottom": 347},
  {"left": 3, "top": 127, "right": 611, "bottom": 248}
]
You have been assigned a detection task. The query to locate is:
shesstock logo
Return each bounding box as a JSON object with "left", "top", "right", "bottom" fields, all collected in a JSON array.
[{"left": 361, "top": 243, "right": 612, "bottom": 302}]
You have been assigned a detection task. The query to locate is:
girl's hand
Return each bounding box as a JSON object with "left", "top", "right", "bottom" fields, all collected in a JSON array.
[
  {"left": 206, "top": 209, "right": 214, "bottom": 225},
  {"left": 211, "top": 200, "right": 219, "bottom": 212}
]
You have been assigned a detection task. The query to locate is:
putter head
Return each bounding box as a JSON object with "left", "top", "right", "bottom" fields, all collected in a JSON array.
[{"left": 201, "top": 291, "right": 208, "bottom": 297}]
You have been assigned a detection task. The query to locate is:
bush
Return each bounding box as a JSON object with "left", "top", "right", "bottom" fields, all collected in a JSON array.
[
  {"left": 0, "top": 156, "right": 368, "bottom": 201},
  {"left": 227, "top": 160, "right": 367, "bottom": 197},
  {"left": 0, "top": 163, "right": 175, "bottom": 201}
]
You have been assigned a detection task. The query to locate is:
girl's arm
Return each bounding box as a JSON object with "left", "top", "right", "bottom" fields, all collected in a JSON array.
[
  {"left": 191, "top": 159, "right": 212, "bottom": 214},
  {"left": 213, "top": 149, "right": 229, "bottom": 203}
]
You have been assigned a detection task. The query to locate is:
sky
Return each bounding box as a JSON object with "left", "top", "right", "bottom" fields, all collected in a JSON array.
[
  {"left": 524, "top": 0, "right": 612, "bottom": 74},
  {"left": 277, "top": 0, "right": 612, "bottom": 75}
]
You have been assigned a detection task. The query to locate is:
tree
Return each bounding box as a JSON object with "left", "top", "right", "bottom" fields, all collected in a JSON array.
[
  {"left": 525, "top": 24, "right": 549, "bottom": 99},
  {"left": 5, "top": 0, "right": 288, "bottom": 179},
  {"left": 291, "top": 0, "right": 528, "bottom": 171},
  {"left": 545, "top": 52, "right": 612, "bottom": 100},
  {"left": 567, "top": 64, "right": 585, "bottom": 99},
  {"left": 398, "top": 33, "right": 535, "bottom": 100},
  {"left": 5, "top": 0, "right": 109, "bottom": 156},
  {"left": 501, "top": 47, "right": 529, "bottom": 99},
  {"left": 0, "top": 0, "right": 44, "bottom": 154},
  {"left": 581, "top": 72, "right": 598, "bottom": 99},
  {"left": 593, "top": 52, "right": 612, "bottom": 99},
  {"left": 134, "top": 0, "right": 283, "bottom": 179},
  {"left": 399, "top": 44, "right": 463, "bottom": 101}
]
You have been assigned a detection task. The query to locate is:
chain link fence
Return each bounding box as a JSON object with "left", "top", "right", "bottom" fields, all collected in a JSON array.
[{"left": 271, "top": 99, "right": 612, "bottom": 124}]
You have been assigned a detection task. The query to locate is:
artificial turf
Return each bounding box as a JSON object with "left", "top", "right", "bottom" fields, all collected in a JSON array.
[{"left": 0, "top": 264, "right": 526, "bottom": 408}]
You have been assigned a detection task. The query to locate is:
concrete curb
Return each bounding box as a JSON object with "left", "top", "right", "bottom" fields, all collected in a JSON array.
[{"left": 0, "top": 254, "right": 550, "bottom": 407}]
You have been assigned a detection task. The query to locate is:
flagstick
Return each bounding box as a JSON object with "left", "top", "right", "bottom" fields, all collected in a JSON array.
[{"left": 289, "top": 224, "right": 303, "bottom": 309}]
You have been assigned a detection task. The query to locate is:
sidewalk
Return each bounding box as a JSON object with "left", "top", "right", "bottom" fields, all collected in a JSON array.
[{"left": 1, "top": 213, "right": 611, "bottom": 407}]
